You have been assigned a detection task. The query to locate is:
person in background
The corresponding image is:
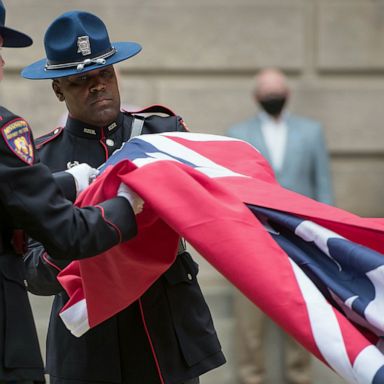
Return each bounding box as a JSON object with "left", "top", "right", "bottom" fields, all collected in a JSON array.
[
  {"left": 0, "top": 1, "right": 142, "bottom": 383},
  {"left": 22, "top": 10, "right": 225, "bottom": 384},
  {"left": 227, "top": 68, "right": 333, "bottom": 384}
]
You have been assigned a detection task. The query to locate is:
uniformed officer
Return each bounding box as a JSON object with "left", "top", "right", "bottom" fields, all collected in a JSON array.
[
  {"left": 0, "top": 2, "right": 142, "bottom": 383},
  {"left": 22, "top": 10, "right": 225, "bottom": 384}
]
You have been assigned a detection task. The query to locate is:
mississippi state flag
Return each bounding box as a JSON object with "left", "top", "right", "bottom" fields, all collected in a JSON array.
[{"left": 58, "top": 132, "right": 384, "bottom": 384}]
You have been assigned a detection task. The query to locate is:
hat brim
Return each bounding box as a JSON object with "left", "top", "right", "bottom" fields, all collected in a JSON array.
[
  {"left": 21, "top": 41, "right": 141, "bottom": 79},
  {"left": 0, "top": 26, "right": 32, "bottom": 47}
]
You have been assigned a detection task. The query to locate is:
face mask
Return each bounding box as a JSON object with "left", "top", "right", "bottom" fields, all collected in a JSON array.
[{"left": 258, "top": 95, "right": 287, "bottom": 117}]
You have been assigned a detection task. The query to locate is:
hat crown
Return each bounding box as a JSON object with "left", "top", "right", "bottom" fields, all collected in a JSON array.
[
  {"left": 44, "top": 10, "right": 112, "bottom": 65},
  {"left": 0, "top": 1, "right": 6, "bottom": 27},
  {"left": 21, "top": 9, "right": 142, "bottom": 79},
  {"left": 0, "top": 0, "right": 32, "bottom": 47}
]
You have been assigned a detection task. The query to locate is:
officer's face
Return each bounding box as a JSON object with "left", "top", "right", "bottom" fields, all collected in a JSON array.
[{"left": 53, "top": 66, "right": 121, "bottom": 127}]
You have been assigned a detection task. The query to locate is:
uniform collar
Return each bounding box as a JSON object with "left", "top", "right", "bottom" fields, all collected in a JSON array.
[{"left": 65, "top": 112, "right": 124, "bottom": 139}]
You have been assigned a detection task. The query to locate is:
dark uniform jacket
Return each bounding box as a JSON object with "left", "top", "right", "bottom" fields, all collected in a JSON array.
[
  {"left": 0, "top": 106, "right": 137, "bottom": 382},
  {"left": 24, "top": 109, "right": 226, "bottom": 384}
]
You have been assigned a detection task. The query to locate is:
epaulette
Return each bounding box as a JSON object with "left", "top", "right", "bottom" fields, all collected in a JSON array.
[
  {"left": 35, "top": 126, "right": 64, "bottom": 150},
  {"left": 122, "top": 104, "right": 190, "bottom": 131},
  {"left": 122, "top": 104, "right": 176, "bottom": 117}
]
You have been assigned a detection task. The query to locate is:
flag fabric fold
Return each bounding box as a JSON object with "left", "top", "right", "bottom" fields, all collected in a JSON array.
[{"left": 58, "top": 132, "right": 384, "bottom": 384}]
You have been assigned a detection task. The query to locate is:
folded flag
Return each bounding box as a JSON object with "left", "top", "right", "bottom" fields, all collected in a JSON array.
[{"left": 58, "top": 132, "right": 384, "bottom": 383}]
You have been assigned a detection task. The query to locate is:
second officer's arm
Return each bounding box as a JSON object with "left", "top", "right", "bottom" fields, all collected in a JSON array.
[{"left": 0, "top": 117, "right": 138, "bottom": 260}]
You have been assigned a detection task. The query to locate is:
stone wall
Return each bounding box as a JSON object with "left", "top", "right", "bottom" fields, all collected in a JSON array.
[
  {"left": 8, "top": 1, "right": 384, "bottom": 383},
  {"left": 3, "top": 0, "right": 384, "bottom": 216}
]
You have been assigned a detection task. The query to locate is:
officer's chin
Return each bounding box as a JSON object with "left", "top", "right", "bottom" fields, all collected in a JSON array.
[{"left": 91, "top": 108, "right": 119, "bottom": 127}]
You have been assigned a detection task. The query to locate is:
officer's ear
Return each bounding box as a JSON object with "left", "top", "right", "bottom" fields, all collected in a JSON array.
[{"left": 52, "top": 80, "right": 65, "bottom": 102}]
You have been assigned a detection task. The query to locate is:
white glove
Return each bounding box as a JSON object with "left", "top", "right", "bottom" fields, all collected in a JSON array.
[
  {"left": 65, "top": 163, "right": 99, "bottom": 195},
  {"left": 117, "top": 183, "right": 144, "bottom": 215}
]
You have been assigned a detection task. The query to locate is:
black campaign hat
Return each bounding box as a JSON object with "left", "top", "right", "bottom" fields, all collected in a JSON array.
[
  {"left": 21, "top": 10, "right": 141, "bottom": 80},
  {"left": 0, "top": 0, "right": 32, "bottom": 47}
]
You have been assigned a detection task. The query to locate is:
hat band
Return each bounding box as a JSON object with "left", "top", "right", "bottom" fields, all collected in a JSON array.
[{"left": 44, "top": 47, "right": 117, "bottom": 71}]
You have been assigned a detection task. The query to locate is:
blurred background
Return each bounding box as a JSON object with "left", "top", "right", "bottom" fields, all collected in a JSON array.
[{"left": 5, "top": 0, "right": 384, "bottom": 383}]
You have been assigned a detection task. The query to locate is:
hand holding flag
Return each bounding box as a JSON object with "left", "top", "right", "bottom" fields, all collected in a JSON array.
[{"left": 117, "top": 182, "right": 144, "bottom": 214}]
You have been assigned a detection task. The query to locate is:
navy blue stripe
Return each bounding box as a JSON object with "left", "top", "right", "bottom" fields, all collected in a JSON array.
[
  {"left": 373, "top": 364, "right": 384, "bottom": 384},
  {"left": 99, "top": 138, "right": 197, "bottom": 173},
  {"left": 248, "top": 205, "right": 382, "bottom": 319}
]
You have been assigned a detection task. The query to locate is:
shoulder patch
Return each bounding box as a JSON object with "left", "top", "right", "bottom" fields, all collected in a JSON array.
[
  {"left": 1, "top": 118, "right": 34, "bottom": 165},
  {"left": 35, "top": 127, "right": 64, "bottom": 150}
]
